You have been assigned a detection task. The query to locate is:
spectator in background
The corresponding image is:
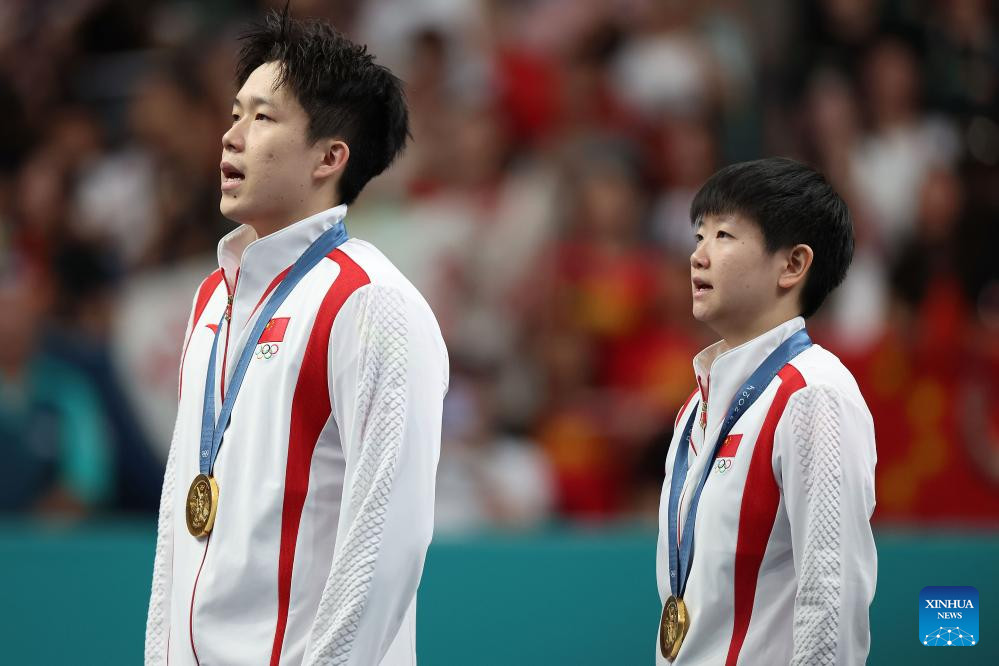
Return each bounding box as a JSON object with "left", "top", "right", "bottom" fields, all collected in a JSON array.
[
  {"left": 798, "top": 67, "right": 889, "bottom": 349},
  {"left": 530, "top": 142, "right": 660, "bottom": 518},
  {"left": 611, "top": 1, "right": 717, "bottom": 119},
  {"left": 850, "top": 36, "right": 960, "bottom": 248},
  {"left": 45, "top": 237, "right": 165, "bottom": 512},
  {"left": 923, "top": 0, "right": 999, "bottom": 120},
  {"left": 75, "top": 60, "right": 228, "bottom": 270},
  {"left": 393, "top": 28, "right": 456, "bottom": 199},
  {"left": 13, "top": 147, "right": 72, "bottom": 262},
  {"left": 650, "top": 112, "right": 719, "bottom": 257},
  {"left": 0, "top": 248, "right": 113, "bottom": 515},
  {"left": 800, "top": 69, "right": 862, "bottom": 202},
  {"left": 787, "top": 0, "right": 883, "bottom": 96},
  {"left": 890, "top": 167, "right": 973, "bottom": 354},
  {"left": 435, "top": 367, "right": 554, "bottom": 532}
]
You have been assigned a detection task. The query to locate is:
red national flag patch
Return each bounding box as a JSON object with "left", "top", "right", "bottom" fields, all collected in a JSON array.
[
  {"left": 717, "top": 434, "right": 743, "bottom": 458},
  {"left": 259, "top": 317, "right": 290, "bottom": 343}
]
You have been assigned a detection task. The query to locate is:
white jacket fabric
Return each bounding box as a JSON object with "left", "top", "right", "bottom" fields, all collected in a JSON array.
[
  {"left": 145, "top": 205, "right": 449, "bottom": 666},
  {"left": 656, "top": 317, "right": 877, "bottom": 665}
]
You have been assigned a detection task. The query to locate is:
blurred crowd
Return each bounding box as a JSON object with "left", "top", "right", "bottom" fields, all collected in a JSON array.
[{"left": 1, "top": 0, "right": 997, "bottom": 528}]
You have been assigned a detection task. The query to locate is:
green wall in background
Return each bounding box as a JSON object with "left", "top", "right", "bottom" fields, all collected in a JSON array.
[{"left": 0, "top": 522, "right": 995, "bottom": 664}]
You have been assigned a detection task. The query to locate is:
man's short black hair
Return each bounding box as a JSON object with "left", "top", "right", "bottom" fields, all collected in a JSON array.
[
  {"left": 235, "top": 9, "right": 409, "bottom": 206},
  {"left": 690, "top": 157, "right": 854, "bottom": 318}
]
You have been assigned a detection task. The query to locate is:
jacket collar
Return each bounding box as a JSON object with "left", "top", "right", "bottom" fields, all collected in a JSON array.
[
  {"left": 691, "top": 316, "right": 806, "bottom": 443},
  {"left": 216, "top": 204, "right": 348, "bottom": 337}
]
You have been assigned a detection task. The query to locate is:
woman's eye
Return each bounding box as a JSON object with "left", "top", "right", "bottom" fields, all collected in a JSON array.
[
  {"left": 231, "top": 114, "right": 240, "bottom": 123},
  {"left": 255, "top": 113, "right": 270, "bottom": 121},
  {"left": 717, "top": 231, "right": 730, "bottom": 238},
  {"left": 694, "top": 234, "right": 703, "bottom": 243}
]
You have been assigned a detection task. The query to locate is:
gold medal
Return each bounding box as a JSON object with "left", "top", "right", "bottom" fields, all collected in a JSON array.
[
  {"left": 186, "top": 474, "right": 219, "bottom": 537},
  {"left": 659, "top": 595, "right": 690, "bottom": 661}
]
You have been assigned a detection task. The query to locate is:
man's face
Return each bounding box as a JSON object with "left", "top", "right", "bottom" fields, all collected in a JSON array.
[
  {"left": 689, "top": 213, "right": 788, "bottom": 337},
  {"left": 220, "top": 61, "right": 322, "bottom": 228}
]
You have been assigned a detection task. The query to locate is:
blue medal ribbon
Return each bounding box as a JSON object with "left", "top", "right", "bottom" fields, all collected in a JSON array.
[
  {"left": 199, "top": 222, "right": 349, "bottom": 476},
  {"left": 667, "top": 328, "right": 812, "bottom": 598}
]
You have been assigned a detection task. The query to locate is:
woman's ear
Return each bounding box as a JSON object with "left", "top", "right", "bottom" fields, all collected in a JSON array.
[{"left": 777, "top": 243, "right": 814, "bottom": 290}]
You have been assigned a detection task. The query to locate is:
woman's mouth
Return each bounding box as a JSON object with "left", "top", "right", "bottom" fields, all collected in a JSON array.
[{"left": 692, "top": 277, "right": 713, "bottom": 297}]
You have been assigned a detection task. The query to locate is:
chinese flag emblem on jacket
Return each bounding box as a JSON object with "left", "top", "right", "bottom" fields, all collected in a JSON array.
[
  {"left": 717, "top": 434, "right": 742, "bottom": 458},
  {"left": 259, "top": 317, "right": 290, "bottom": 343}
]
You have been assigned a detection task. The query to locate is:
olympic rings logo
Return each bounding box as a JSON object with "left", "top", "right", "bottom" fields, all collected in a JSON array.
[
  {"left": 255, "top": 343, "right": 279, "bottom": 360},
  {"left": 714, "top": 458, "right": 733, "bottom": 474}
]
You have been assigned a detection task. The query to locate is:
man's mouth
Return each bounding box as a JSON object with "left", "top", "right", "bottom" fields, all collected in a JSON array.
[
  {"left": 692, "top": 277, "right": 713, "bottom": 295},
  {"left": 221, "top": 162, "right": 245, "bottom": 191}
]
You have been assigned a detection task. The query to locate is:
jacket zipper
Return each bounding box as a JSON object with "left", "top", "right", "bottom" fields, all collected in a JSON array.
[{"left": 220, "top": 269, "right": 239, "bottom": 401}]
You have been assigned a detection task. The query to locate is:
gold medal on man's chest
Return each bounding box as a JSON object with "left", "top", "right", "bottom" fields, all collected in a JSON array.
[
  {"left": 659, "top": 595, "right": 690, "bottom": 661},
  {"left": 186, "top": 474, "right": 219, "bottom": 537}
]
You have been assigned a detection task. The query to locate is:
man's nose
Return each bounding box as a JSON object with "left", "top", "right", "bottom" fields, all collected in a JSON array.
[{"left": 222, "top": 122, "right": 243, "bottom": 152}]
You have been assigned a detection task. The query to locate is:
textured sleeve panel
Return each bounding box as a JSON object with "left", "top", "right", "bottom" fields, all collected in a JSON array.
[
  {"left": 305, "top": 285, "right": 409, "bottom": 665},
  {"left": 144, "top": 424, "right": 179, "bottom": 665},
  {"left": 787, "top": 385, "right": 842, "bottom": 666}
]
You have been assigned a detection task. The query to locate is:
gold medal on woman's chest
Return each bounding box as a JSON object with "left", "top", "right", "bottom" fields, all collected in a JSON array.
[
  {"left": 659, "top": 595, "right": 690, "bottom": 661},
  {"left": 186, "top": 474, "right": 219, "bottom": 537}
]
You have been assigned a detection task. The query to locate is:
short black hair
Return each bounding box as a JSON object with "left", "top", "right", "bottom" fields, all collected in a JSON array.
[
  {"left": 690, "top": 157, "right": 853, "bottom": 318},
  {"left": 235, "top": 9, "right": 409, "bottom": 205}
]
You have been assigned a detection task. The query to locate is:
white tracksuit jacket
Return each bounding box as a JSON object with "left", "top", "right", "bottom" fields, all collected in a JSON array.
[
  {"left": 144, "top": 205, "right": 449, "bottom": 666},
  {"left": 656, "top": 316, "right": 877, "bottom": 665}
]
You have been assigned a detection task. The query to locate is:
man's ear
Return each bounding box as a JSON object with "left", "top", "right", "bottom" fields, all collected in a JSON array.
[
  {"left": 313, "top": 139, "right": 349, "bottom": 181},
  {"left": 777, "top": 243, "right": 814, "bottom": 290}
]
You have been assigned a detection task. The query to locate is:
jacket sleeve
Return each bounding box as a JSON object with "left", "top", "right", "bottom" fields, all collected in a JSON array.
[
  {"left": 145, "top": 286, "right": 201, "bottom": 665},
  {"left": 144, "top": 428, "right": 179, "bottom": 665},
  {"left": 303, "top": 283, "right": 448, "bottom": 666},
  {"left": 776, "top": 384, "right": 877, "bottom": 666}
]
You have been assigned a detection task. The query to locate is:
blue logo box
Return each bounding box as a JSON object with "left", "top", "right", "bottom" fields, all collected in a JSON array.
[{"left": 919, "top": 586, "right": 979, "bottom": 647}]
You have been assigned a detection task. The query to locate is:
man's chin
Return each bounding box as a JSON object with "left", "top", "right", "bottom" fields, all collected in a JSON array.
[{"left": 220, "top": 196, "right": 247, "bottom": 224}]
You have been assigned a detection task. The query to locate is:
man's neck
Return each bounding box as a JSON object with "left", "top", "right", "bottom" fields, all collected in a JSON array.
[
  {"left": 247, "top": 216, "right": 306, "bottom": 239},
  {"left": 247, "top": 221, "right": 285, "bottom": 239},
  {"left": 245, "top": 200, "right": 342, "bottom": 239}
]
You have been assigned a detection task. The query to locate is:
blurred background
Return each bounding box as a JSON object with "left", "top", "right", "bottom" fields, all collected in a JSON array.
[{"left": 0, "top": 0, "right": 997, "bottom": 663}]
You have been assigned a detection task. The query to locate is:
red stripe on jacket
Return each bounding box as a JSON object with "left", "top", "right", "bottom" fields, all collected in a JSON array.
[
  {"left": 188, "top": 534, "right": 212, "bottom": 664},
  {"left": 179, "top": 269, "right": 224, "bottom": 400},
  {"left": 251, "top": 265, "right": 293, "bottom": 320},
  {"left": 725, "top": 364, "right": 806, "bottom": 666},
  {"left": 269, "top": 249, "right": 371, "bottom": 665},
  {"left": 675, "top": 389, "right": 699, "bottom": 430},
  {"left": 675, "top": 388, "right": 700, "bottom": 457}
]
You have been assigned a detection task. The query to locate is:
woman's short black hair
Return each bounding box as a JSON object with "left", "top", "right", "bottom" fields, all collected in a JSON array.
[
  {"left": 690, "top": 157, "right": 854, "bottom": 318},
  {"left": 235, "top": 9, "right": 409, "bottom": 206}
]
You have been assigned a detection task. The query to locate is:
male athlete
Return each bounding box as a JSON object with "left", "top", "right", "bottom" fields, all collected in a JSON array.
[
  {"left": 145, "top": 11, "right": 448, "bottom": 665},
  {"left": 657, "top": 158, "right": 876, "bottom": 664}
]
